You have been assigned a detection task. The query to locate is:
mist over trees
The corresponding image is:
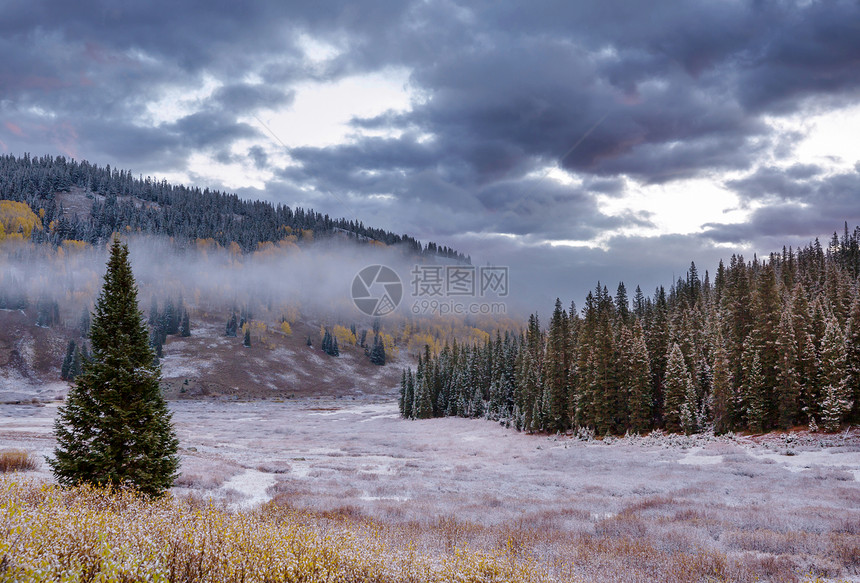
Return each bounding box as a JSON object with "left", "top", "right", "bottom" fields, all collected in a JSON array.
[
  {"left": 402, "top": 226, "right": 860, "bottom": 434},
  {"left": 0, "top": 153, "right": 468, "bottom": 262}
]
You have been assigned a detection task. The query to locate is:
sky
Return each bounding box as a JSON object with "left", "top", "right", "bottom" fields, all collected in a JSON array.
[{"left": 2, "top": 0, "right": 860, "bottom": 310}]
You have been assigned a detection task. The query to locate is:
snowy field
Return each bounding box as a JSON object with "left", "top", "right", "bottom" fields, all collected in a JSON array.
[{"left": 2, "top": 398, "right": 859, "bottom": 580}]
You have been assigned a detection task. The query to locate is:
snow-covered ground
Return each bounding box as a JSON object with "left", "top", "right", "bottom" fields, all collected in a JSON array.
[
  {"left": 2, "top": 399, "right": 859, "bottom": 579},
  {"left": 3, "top": 399, "right": 858, "bottom": 516}
]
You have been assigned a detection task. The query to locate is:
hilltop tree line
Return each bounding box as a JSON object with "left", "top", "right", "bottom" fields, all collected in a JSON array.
[
  {"left": 401, "top": 226, "right": 860, "bottom": 434},
  {"left": 0, "top": 153, "right": 469, "bottom": 261}
]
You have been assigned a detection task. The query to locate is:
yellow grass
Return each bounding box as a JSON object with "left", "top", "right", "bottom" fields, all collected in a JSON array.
[{"left": 0, "top": 478, "right": 549, "bottom": 583}]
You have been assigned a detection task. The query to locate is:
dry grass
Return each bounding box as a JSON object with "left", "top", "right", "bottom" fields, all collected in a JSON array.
[
  {"left": 0, "top": 450, "right": 37, "bottom": 473},
  {"left": 266, "top": 492, "right": 859, "bottom": 583},
  {"left": 0, "top": 478, "right": 549, "bottom": 583},
  {"left": 1, "top": 477, "right": 856, "bottom": 582}
]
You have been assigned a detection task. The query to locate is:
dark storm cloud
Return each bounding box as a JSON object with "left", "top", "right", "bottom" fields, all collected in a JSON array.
[
  {"left": 338, "top": 0, "right": 860, "bottom": 182},
  {"left": 169, "top": 112, "right": 258, "bottom": 150},
  {"left": 726, "top": 166, "right": 820, "bottom": 202},
  {"left": 707, "top": 167, "right": 860, "bottom": 242},
  {"left": 3, "top": 0, "right": 860, "bottom": 306}
]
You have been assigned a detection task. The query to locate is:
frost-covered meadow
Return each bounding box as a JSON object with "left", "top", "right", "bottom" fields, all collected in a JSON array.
[{"left": 2, "top": 398, "right": 859, "bottom": 581}]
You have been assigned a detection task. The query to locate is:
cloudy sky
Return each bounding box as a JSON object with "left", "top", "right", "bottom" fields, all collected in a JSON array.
[{"left": 3, "top": 0, "right": 860, "bottom": 309}]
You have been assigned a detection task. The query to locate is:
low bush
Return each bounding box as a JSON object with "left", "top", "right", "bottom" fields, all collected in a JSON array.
[{"left": 0, "top": 450, "right": 37, "bottom": 473}]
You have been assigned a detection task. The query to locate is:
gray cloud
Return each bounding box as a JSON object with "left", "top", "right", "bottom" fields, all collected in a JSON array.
[{"left": 708, "top": 167, "right": 860, "bottom": 243}]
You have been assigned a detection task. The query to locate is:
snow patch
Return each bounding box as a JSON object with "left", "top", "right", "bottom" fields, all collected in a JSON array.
[
  {"left": 360, "top": 413, "right": 400, "bottom": 423},
  {"left": 678, "top": 448, "right": 723, "bottom": 465},
  {"left": 747, "top": 448, "right": 860, "bottom": 474},
  {"left": 359, "top": 494, "right": 409, "bottom": 502},
  {"left": 590, "top": 512, "right": 616, "bottom": 520},
  {"left": 221, "top": 469, "right": 277, "bottom": 509}
]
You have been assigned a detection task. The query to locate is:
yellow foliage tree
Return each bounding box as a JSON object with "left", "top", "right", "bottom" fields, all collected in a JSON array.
[
  {"left": 277, "top": 236, "right": 299, "bottom": 251},
  {"left": 379, "top": 332, "right": 398, "bottom": 356},
  {"left": 333, "top": 325, "right": 356, "bottom": 347},
  {"left": 61, "top": 240, "right": 90, "bottom": 252},
  {"left": 0, "top": 200, "right": 42, "bottom": 242},
  {"left": 283, "top": 305, "right": 300, "bottom": 323}
]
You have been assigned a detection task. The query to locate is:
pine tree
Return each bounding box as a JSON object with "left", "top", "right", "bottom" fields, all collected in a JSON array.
[
  {"left": 79, "top": 308, "right": 91, "bottom": 337},
  {"left": 845, "top": 295, "right": 860, "bottom": 423},
  {"left": 50, "top": 239, "right": 179, "bottom": 497},
  {"left": 710, "top": 331, "right": 733, "bottom": 433},
  {"left": 150, "top": 330, "right": 163, "bottom": 358},
  {"left": 818, "top": 317, "right": 851, "bottom": 432},
  {"left": 647, "top": 286, "right": 670, "bottom": 425},
  {"left": 404, "top": 369, "right": 415, "bottom": 418},
  {"left": 722, "top": 256, "right": 752, "bottom": 393},
  {"left": 544, "top": 299, "right": 571, "bottom": 432},
  {"left": 679, "top": 371, "right": 699, "bottom": 434},
  {"left": 369, "top": 334, "right": 386, "bottom": 365},
  {"left": 663, "top": 343, "right": 692, "bottom": 433},
  {"left": 61, "top": 340, "right": 76, "bottom": 380},
  {"left": 148, "top": 295, "right": 159, "bottom": 327},
  {"left": 590, "top": 310, "right": 618, "bottom": 434},
  {"left": 243, "top": 327, "right": 251, "bottom": 347},
  {"left": 615, "top": 282, "right": 630, "bottom": 325},
  {"left": 399, "top": 370, "right": 407, "bottom": 416},
  {"left": 69, "top": 346, "right": 83, "bottom": 380},
  {"left": 775, "top": 308, "right": 800, "bottom": 429},
  {"left": 790, "top": 284, "right": 817, "bottom": 418},
  {"left": 415, "top": 376, "right": 433, "bottom": 419},
  {"left": 742, "top": 343, "right": 767, "bottom": 433},
  {"left": 163, "top": 298, "right": 178, "bottom": 335},
  {"left": 626, "top": 320, "right": 652, "bottom": 433},
  {"left": 632, "top": 285, "right": 646, "bottom": 319},
  {"left": 225, "top": 313, "right": 238, "bottom": 337},
  {"left": 179, "top": 310, "right": 191, "bottom": 337},
  {"left": 750, "top": 264, "right": 781, "bottom": 427}
]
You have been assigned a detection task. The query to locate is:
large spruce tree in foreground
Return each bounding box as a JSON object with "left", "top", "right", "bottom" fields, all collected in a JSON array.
[{"left": 50, "top": 239, "right": 179, "bottom": 496}]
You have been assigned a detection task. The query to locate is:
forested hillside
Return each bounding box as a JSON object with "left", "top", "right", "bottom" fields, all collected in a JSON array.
[
  {"left": 402, "top": 227, "right": 860, "bottom": 435},
  {"left": 0, "top": 153, "right": 468, "bottom": 261},
  {"left": 0, "top": 154, "right": 512, "bottom": 399}
]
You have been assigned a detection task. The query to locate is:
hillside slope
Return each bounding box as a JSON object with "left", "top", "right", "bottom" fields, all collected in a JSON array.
[{"left": 0, "top": 309, "right": 404, "bottom": 403}]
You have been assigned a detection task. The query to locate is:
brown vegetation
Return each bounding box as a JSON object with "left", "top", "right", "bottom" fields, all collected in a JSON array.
[{"left": 0, "top": 450, "right": 37, "bottom": 472}]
